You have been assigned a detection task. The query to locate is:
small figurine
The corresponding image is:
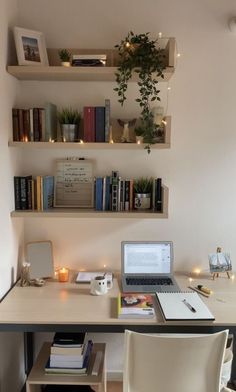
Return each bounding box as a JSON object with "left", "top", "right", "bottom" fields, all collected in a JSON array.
[{"left": 117, "top": 118, "right": 136, "bottom": 142}]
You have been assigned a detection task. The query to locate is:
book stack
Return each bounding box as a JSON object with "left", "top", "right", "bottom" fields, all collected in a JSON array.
[
  {"left": 14, "top": 175, "right": 54, "bottom": 211},
  {"left": 45, "top": 332, "right": 93, "bottom": 375},
  {"left": 83, "top": 99, "right": 110, "bottom": 143},
  {"left": 12, "top": 102, "right": 57, "bottom": 142},
  {"left": 72, "top": 54, "right": 107, "bottom": 67},
  {"left": 117, "top": 293, "right": 155, "bottom": 319}
]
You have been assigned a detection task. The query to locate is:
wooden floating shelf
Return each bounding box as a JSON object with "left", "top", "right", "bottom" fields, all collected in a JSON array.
[
  {"left": 7, "top": 38, "right": 176, "bottom": 82},
  {"left": 7, "top": 65, "right": 175, "bottom": 82},
  {"left": 11, "top": 186, "right": 168, "bottom": 219},
  {"left": 8, "top": 141, "right": 170, "bottom": 149}
]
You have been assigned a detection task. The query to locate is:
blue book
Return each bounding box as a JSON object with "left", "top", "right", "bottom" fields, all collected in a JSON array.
[
  {"left": 95, "top": 106, "right": 105, "bottom": 142},
  {"left": 95, "top": 177, "right": 103, "bottom": 211},
  {"left": 43, "top": 176, "right": 54, "bottom": 210}
]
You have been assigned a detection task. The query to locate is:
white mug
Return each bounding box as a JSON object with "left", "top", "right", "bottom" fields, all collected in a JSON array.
[{"left": 90, "top": 275, "right": 113, "bottom": 296}]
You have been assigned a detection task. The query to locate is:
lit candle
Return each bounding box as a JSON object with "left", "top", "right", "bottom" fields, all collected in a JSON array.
[{"left": 58, "top": 267, "right": 69, "bottom": 282}]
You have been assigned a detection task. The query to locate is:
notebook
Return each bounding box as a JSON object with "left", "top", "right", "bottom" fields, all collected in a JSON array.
[
  {"left": 121, "top": 241, "right": 180, "bottom": 293},
  {"left": 156, "top": 291, "right": 215, "bottom": 321}
]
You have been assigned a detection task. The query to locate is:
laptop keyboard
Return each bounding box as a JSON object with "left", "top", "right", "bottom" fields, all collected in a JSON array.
[{"left": 126, "top": 277, "right": 173, "bottom": 286}]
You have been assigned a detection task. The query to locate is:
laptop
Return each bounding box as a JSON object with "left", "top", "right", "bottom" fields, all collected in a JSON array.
[{"left": 121, "top": 241, "right": 180, "bottom": 293}]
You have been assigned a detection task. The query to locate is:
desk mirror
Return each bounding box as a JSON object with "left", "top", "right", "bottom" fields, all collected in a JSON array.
[{"left": 26, "top": 241, "right": 54, "bottom": 279}]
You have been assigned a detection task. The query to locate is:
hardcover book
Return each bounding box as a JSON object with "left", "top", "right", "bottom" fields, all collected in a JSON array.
[
  {"left": 117, "top": 293, "right": 155, "bottom": 319},
  {"left": 83, "top": 106, "right": 95, "bottom": 142},
  {"left": 95, "top": 106, "right": 105, "bottom": 142}
]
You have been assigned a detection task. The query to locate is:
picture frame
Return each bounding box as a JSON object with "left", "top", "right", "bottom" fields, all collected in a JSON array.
[
  {"left": 26, "top": 240, "right": 54, "bottom": 279},
  {"left": 208, "top": 252, "right": 232, "bottom": 274},
  {"left": 13, "top": 26, "right": 49, "bottom": 66},
  {"left": 54, "top": 158, "right": 94, "bottom": 208}
]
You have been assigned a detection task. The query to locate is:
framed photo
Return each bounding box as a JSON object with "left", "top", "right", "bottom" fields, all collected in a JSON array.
[
  {"left": 208, "top": 252, "right": 232, "bottom": 273},
  {"left": 54, "top": 159, "right": 94, "bottom": 208},
  {"left": 13, "top": 26, "right": 49, "bottom": 66}
]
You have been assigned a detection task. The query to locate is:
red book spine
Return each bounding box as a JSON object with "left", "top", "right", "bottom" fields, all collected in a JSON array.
[{"left": 83, "top": 107, "right": 95, "bottom": 142}]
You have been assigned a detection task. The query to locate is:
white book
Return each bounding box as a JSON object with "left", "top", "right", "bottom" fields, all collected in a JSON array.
[{"left": 156, "top": 291, "right": 215, "bottom": 321}]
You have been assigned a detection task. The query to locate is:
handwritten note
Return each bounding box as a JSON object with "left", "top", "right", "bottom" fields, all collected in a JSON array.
[{"left": 54, "top": 159, "right": 94, "bottom": 207}]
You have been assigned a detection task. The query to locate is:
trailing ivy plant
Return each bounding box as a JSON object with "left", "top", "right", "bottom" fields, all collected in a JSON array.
[{"left": 114, "top": 31, "right": 166, "bottom": 153}]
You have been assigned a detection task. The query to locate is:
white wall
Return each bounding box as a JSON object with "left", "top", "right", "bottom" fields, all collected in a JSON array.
[
  {"left": 18, "top": 0, "right": 236, "bottom": 272},
  {"left": 15, "top": 0, "right": 236, "bottom": 375},
  {"left": 0, "top": 0, "right": 25, "bottom": 390}
]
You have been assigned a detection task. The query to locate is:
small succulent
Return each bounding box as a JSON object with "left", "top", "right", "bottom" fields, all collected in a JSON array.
[
  {"left": 58, "top": 108, "right": 81, "bottom": 124},
  {"left": 134, "top": 177, "right": 153, "bottom": 194},
  {"left": 58, "top": 49, "right": 71, "bottom": 62}
]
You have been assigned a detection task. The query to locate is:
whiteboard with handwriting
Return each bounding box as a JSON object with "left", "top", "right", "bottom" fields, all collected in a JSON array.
[{"left": 54, "top": 159, "right": 94, "bottom": 207}]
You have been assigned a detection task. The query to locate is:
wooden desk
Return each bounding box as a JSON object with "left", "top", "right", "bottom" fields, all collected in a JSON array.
[
  {"left": 0, "top": 274, "right": 236, "bottom": 333},
  {"left": 1, "top": 273, "right": 236, "bottom": 382}
]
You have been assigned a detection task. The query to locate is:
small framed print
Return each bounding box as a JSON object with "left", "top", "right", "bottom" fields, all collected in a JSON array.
[
  {"left": 208, "top": 252, "right": 232, "bottom": 274},
  {"left": 54, "top": 158, "right": 94, "bottom": 208},
  {"left": 13, "top": 26, "right": 49, "bottom": 66}
]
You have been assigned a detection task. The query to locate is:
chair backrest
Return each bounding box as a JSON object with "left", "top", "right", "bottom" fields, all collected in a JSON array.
[{"left": 123, "top": 329, "right": 228, "bottom": 392}]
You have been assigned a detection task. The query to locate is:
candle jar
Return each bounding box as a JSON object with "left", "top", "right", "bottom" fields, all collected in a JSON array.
[{"left": 58, "top": 267, "right": 69, "bottom": 282}]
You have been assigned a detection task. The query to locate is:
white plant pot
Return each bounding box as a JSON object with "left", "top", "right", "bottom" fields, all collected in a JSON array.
[
  {"left": 61, "top": 61, "right": 71, "bottom": 67},
  {"left": 134, "top": 193, "right": 151, "bottom": 210},
  {"left": 61, "top": 124, "right": 78, "bottom": 142}
]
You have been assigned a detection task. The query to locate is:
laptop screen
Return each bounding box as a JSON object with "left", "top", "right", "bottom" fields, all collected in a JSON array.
[{"left": 122, "top": 241, "right": 172, "bottom": 274}]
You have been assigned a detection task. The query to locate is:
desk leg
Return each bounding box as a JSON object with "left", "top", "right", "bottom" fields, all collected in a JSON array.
[{"left": 24, "top": 332, "right": 34, "bottom": 376}]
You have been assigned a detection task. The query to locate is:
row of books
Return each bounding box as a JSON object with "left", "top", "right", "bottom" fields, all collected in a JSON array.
[
  {"left": 12, "top": 103, "right": 57, "bottom": 142},
  {"left": 45, "top": 332, "right": 93, "bottom": 375},
  {"left": 13, "top": 173, "right": 162, "bottom": 212},
  {"left": 14, "top": 175, "right": 54, "bottom": 210},
  {"left": 95, "top": 172, "right": 163, "bottom": 212},
  {"left": 83, "top": 100, "right": 110, "bottom": 143}
]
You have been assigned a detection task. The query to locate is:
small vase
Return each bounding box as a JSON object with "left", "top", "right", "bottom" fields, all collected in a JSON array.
[
  {"left": 61, "top": 124, "right": 78, "bottom": 142},
  {"left": 134, "top": 193, "right": 151, "bottom": 210}
]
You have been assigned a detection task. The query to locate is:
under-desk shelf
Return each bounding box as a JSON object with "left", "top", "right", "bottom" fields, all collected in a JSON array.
[{"left": 26, "top": 342, "right": 106, "bottom": 392}]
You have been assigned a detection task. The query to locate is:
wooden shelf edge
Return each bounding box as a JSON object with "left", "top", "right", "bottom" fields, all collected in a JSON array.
[
  {"left": 8, "top": 141, "right": 170, "bottom": 150},
  {"left": 7, "top": 65, "right": 175, "bottom": 82},
  {"left": 10, "top": 209, "right": 168, "bottom": 219}
]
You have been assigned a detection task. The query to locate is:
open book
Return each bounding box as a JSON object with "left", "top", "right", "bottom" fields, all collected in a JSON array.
[{"left": 156, "top": 292, "right": 215, "bottom": 321}]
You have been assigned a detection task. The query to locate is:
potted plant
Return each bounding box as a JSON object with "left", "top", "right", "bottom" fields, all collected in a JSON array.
[
  {"left": 133, "top": 177, "right": 153, "bottom": 209},
  {"left": 114, "top": 31, "right": 166, "bottom": 153},
  {"left": 58, "top": 49, "right": 71, "bottom": 67},
  {"left": 58, "top": 108, "right": 81, "bottom": 142}
]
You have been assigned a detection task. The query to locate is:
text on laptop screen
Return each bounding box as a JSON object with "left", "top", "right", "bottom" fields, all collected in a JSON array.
[{"left": 124, "top": 242, "right": 171, "bottom": 274}]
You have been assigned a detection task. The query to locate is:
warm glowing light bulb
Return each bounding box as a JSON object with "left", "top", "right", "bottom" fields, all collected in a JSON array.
[
  {"left": 103, "top": 264, "right": 107, "bottom": 269},
  {"left": 125, "top": 41, "right": 131, "bottom": 48},
  {"left": 231, "top": 274, "right": 235, "bottom": 280},
  {"left": 188, "top": 277, "right": 194, "bottom": 283},
  {"left": 158, "top": 32, "right": 163, "bottom": 38},
  {"left": 162, "top": 120, "right": 167, "bottom": 126},
  {"left": 80, "top": 139, "right": 84, "bottom": 144},
  {"left": 110, "top": 139, "right": 114, "bottom": 144},
  {"left": 137, "top": 140, "right": 141, "bottom": 145},
  {"left": 193, "top": 268, "right": 201, "bottom": 275},
  {"left": 167, "top": 86, "right": 171, "bottom": 91},
  {"left": 177, "top": 53, "right": 181, "bottom": 58}
]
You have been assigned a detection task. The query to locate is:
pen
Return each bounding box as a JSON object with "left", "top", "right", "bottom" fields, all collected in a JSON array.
[{"left": 182, "top": 299, "right": 196, "bottom": 313}]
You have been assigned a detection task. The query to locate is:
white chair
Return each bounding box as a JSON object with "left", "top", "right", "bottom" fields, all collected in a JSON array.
[{"left": 123, "top": 329, "right": 233, "bottom": 392}]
